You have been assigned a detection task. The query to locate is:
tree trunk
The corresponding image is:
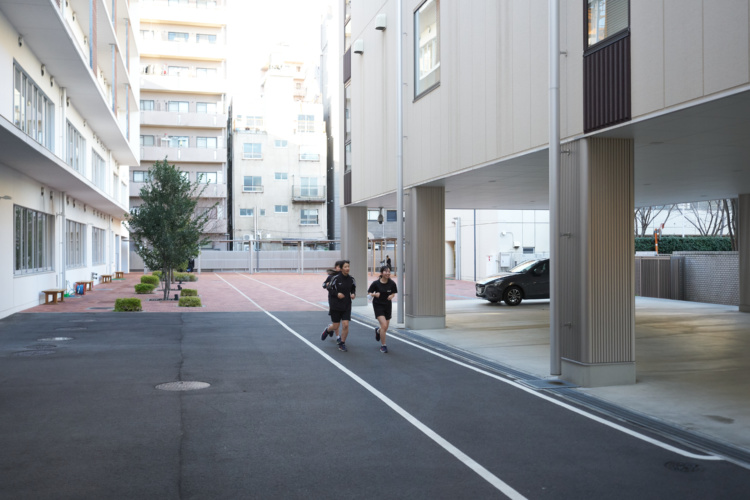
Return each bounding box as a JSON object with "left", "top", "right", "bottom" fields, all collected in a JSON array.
[{"left": 163, "top": 266, "right": 171, "bottom": 300}]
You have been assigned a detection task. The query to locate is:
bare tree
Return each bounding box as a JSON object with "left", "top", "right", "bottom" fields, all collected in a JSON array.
[
  {"left": 634, "top": 205, "right": 675, "bottom": 237},
  {"left": 724, "top": 198, "right": 738, "bottom": 250},
  {"left": 682, "top": 200, "right": 727, "bottom": 236}
]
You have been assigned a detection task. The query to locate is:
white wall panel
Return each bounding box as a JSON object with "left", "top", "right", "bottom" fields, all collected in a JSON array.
[
  {"left": 511, "top": 0, "right": 532, "bottom": 151},
  {"left": 631, "top": 0, "right": 665, "bottom": 117},
  {"left": 703, "top": 0, "right": 749, "bottom": 95},
  {"left": 664, "top": 0, "right": 704, "bottom": 107}
]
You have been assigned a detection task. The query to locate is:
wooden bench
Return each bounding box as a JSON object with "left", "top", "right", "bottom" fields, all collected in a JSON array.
[
  {"left": 75, "top": 280, "right": 94, "bottom": 292},
  {"left": 114, "top": 271, "right": 124, "bottom": 279},
  {"left": 100, "top": 275, "right": 113, "bottom": 284},
  {"left": 42, "top": 289, "right": 65, "bottom": 304}
]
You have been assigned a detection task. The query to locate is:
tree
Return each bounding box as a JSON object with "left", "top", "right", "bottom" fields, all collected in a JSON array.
[
  {"left": 634, "top": 205, "right": 675, "bottom": 237},
  {"left": 125, "top": 158, "right": 217, "bottom": 300},
  {"left": 723, "top": 198, "right": 738, "bottom": 250},
  {"left": 681, "top": 200, "right": 728, "bottom": 237}
]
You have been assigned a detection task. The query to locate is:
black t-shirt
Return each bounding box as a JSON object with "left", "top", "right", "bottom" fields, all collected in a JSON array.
[
  {"left": 368, "top": 279, "right": 397, "bottom": 306},
  {"left": 330, "top": 273, "right": 356, "bottom": 311}
]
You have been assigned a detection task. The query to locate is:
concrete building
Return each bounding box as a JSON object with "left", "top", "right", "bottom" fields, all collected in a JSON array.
[
  {"left": 337, "top": 0, "right": 750, "bottom": 386},
  {"left": 135, "top": 0, "right": 228, "bottom": 253},
  {"left": 230, "top": 48, "right": 328, "bottom": 249},
  {"left": 0, "top": 0, "right": 139, "bottom": 319}
]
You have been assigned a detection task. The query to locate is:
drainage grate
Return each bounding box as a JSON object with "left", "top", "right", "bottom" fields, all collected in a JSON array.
[
  {"left": 665, "top": 461, "right": 701, "bottom": 473},
  {"left": 155, "top": 381, "right": 210, "bottom": 391},
  {"left": 14, "top": 350, "right": 56, "bottom": 357},
  {"left": 519, "top": 379, "right": 579, "bottom": 390},
  {"left": 38, "top": 337, "right": 74, "bottom": 342}
]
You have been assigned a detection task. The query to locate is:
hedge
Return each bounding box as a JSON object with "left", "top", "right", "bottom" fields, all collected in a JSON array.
[
  {"left": 635, "top": 236, "right": 732, "bottom": 254},
  {"left": 135, "top": 283, "right": 156, "bottom": 294},
  {"left": 180, "top": 288, "right": 198, "bottom": 297},
  {"left": 114, "top": 298, "right": 142, "bottom": 312},
  {"left": 141, "top": 275, "right": 160, "bottom": 286},
  {"left": 179, "top": 296, "right": 202, "bottom": 307}
]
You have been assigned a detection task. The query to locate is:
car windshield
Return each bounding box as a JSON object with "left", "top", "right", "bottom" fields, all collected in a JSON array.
[{"left": 510, "top": 260, "right": 540, "bottom": 273}]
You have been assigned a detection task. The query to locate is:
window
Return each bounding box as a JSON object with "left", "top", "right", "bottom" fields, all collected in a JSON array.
[
  {"left": 14, "top": 205, "right": 54, "bottom": 275},
  {"left": 240, "top": 208, "right": 254, "bottom": 217},
  {"left": 140, "top": 135, "right": 155, "bottom": 146},
  {"left": 92, "top": 151, "right": 106, "bottom": 191},
  {"left": 368, "top": 210, "right": 380, "bottom": 221},
  {"left": 414, "top": 0, "right": 440, "bottom": 98},
  {"left": 168, "top": 101, "right": 189, "bottom": 113},
  {"left": 297, "top": 114, "right": 315, "bottom": 132},
  {"left": 245, "top": 115, "right": 264, "bottom": 131},
  {"left": 66, "top": 121, "right": 86, "bottom": 174},
  {"left": 274, "top": 139, "right": 288, "bottom": 148},
  {"left": 243, "top": 143, "right": 262, "bottom": 159},
  {"left": 344, "top": 84, "right": 352, "bottom": 173},
  {"left": 587, "top": 0, "right": 629, "bottom": 49},
  {"left": 140, "top": 30, "right": 154, "bottom": 40},
  {"left": 301, "top": 209, "right": 319, "bottom": 225},
  {"left": 133, "top": 170, "right": 151, "bottom": 183},
  {"left": 167, "top": 66, "right": 188, "bottom": 76},
  {"left": 344, "top": 19, "right": 352, "bottom": 51},
  {"left": 197, "top": 137, "right": 218, "bottom": 148},
  {"left": 196, "top": 34, "right": 217, "bottom": 44},
  {"left": 196, "top": 102, "right": 217, "bottom": 114},
  {"left": 92, "top": 227, "right": 105, "bottom": 265},
  {"left": 243, "top": 176, "right": 263, "bottom": 192},
  {"left": 196, "top": 67, "right": 218, "bottom": 78},
  {"left": 299, "top": 146, "right": 320, "bottom": 161},
  {"left": 197, "top": 172, "right": 218, "bottom": 184},
  {"left": 66, "top": 220, "right": 86, "bottom": 268},
  {"left": 275, "top": 205, "right": 289, "bottom": 214},
  {"left": 275, "top": 172, "right": 288, "bottom": 180},
  {"left": 14, "top": 63, "right": 55, "bottom": 150},
  {"left": 140, "top": 99, "right": 154, "bottom": 111},
  {"left": 300, "top": 177, "right": 321, "bottom": 197},
  {"left": 386, "top": 210, "right": 397, "bottom": 222},
  {"left": 168, "top": 32, "right": 189, "bottom": 42},
  {"left": 260, "top": 209, "right": 266, "bottom": 216},
  {"left": 180, "top": 171, "right": 190, "bottom": 181},
  {"left": 169, "top": 136, "right": 189, "bottom": 148},
  {"left": 523, "top": 247, "right": 535, "bottom": 254}
]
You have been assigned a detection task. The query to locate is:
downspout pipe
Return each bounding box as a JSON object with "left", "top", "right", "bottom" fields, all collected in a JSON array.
[
  {"left": 396, "top": 0, "right": 405, "bottom": 325},
  {"left": 549, "top": 0, "right": 561, "bottom": 375}
]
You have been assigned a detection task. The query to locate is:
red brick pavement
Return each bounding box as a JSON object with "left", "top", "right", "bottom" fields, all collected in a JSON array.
[{"left": 23, "top": 273, "right": 479, "bottom": 314}]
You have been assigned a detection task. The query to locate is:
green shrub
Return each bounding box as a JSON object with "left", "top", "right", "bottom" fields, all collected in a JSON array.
[
  {"left": 114, "top": 298, "right": 142, "bottom": 312},
  {"left": 151, "top": 270, "right": 162, "bottom": 279},
  {"left": 176, "top": 261, "right": 188, "bottom": 272},
  {"left": 174, "top": 272, "right": 198, "bottom": 282},
  {"left": 180, "top": 288, "right": 198, "bottom": 297},
  {"left": 179, "top": 296, "right": 202, "bottom": 307},
  {"left": 635, "top": 236, "right": 732, "bottom": 254},
  {"left": 186, "top": 274, "right": 198, "bottom": 282},
  {"left": 135, "top": 283, "right": 156, "bottom": 294},
  {"left": 141, "top": 275, "right": 159, "bottom": 285}
]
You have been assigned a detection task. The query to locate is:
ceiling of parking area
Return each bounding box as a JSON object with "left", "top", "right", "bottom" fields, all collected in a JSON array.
[{"left": 365, "top": 89, "right": 750, "bottom": 211}]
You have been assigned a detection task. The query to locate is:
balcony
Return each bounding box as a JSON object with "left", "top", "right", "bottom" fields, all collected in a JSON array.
[
  {"left": 139, "top": 39, "right": 227, "bottom": 61},
  {"left": 140, "top": 73, "right": 228, "bottom": 94},
  {"left": 141, "top": 146, "right": 227, "bottom": 163},
  {"left": 139, "top": 1, "right": 227, "bottom": 27},
  {"left": 141, "top": 110, "right": 228, "bottom": 129},
  {"left": 292, "top": 185, "right": 326, "bottom": 203},
  {"left": 203, "top": 218, "right": 228, "bottom": 235},
  {"left": 130, "top": 181, "right": 226, "bottom": 199}
]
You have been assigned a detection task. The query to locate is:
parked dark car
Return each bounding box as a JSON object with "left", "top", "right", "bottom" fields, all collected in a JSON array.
[{"left": 475, "top": 258, "right": 550, "bottom": 306}]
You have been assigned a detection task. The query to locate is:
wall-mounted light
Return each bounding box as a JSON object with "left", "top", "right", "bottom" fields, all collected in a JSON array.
[
  {"left": 41, "top": 64, "right": 46, "bottom": 76},
  {"left": 50, "top": 76, "right": 54, "bottom": 87},
  {"left": 83, "top": 121, "right": 87, "bottom": 128},
  {"left": 83, "top": 36, "right": 88, "bottom": 45},
  {"left": 18, "top": 36, "right": 22, "bottom": 47},
  {"left": 353, "top": 39, "right": 364, "bottom": 54},
  {"left": 375, "top": 13, "right": 387, "bottom": 31},
  {"left": 66, "top": 97, "right": 70, "bottom": 107},
  {"left": 72, "top": 12, "right": 76, "bottom": 21},
  {"left": 0, "top": 195, "right": 12, "bottom": 200},
  {"left": 41, "top": 187, "right": 45, "bottom": 197}
]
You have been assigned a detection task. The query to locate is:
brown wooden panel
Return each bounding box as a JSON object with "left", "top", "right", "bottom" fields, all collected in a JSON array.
[{"left": 583, "top": 35, "right": 631, "bottom": 133}]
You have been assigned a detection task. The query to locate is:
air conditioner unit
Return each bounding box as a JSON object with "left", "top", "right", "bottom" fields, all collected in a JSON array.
[{"left": 243, "top": 234, "right": 251, "bottom": 241}]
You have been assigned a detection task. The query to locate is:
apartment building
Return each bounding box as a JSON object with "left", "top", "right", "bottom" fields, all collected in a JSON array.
[
  {"left": 0, "top": 0, "right": 139, "bottom": 319},
  {"left": 338, "top": 0, "right": 750, "bottom": 386},
  {"left": 135, "top": 0, "right": 228, "bottom": 256},
  {"left": 230, "top": 48, "right": 328, "bottom": 249}
]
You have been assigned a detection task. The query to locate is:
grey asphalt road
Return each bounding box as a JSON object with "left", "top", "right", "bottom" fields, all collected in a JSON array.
[{"left": 1, "top": 312, "right": 749, "bottom": 499}]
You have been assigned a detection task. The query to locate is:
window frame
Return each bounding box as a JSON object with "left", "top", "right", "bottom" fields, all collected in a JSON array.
[
  {"left": 66, "top": 219, "right": 86, "bottom": 269},
  {"left": 243, "top": 142, "right": 263, "bottom": 159},
  {"left": 300, "top": 209, "right": 319, "bottom": 226},
  {"left": 274, "top": 205, "right": 289, "bottom": 214},
  {"left": 414, "top": 0, "right": 441, "bottom": 100},
  {"left": 243, "top": 176, "right": 263, "bottom": 192},
  {"left": 584, "top": 0, "right": 630, "bottom": 53},
  {"left": 197, "top": 172, "right": 218, "bottom": 184},
  {"left": 14, "top": 205, "right": 54, "bottom": 275},
  {"left": 196, "top": 136, "right": 218, "bottom": 149}
]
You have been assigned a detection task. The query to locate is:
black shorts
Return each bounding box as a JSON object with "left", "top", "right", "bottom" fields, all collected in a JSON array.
[
  {"left": 330, "top": 309, "right": 351, "bottom": 322},
  {"left": 373, "top": 303, "right": 392, "bottom": 321}
]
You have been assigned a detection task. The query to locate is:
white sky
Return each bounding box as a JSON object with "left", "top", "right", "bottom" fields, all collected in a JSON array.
[{"left": 228, "top": 0, "right": 330, "bottom": 94}]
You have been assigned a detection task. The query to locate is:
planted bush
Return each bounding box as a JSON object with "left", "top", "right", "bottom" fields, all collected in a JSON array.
[
  {"left": 179, "top": 296, "right": 202, "bottom": 307},
  {"left": 174, "top": 272, "right": 197, "bottom": 282},
  {"left": 151, "top": 270, "right": 162, "bottom": 279},
  {"left": 114, "top": 298, "right": 142, "bottom": 312},
  {"left": 141, "top": 275, "right": 159, "bottom": 286},
  {"left": 180, "top": 288, "right": 198, "bottom": 297},
  {"left": 135, "top": 283, "right": 156, "bottom": 294}
]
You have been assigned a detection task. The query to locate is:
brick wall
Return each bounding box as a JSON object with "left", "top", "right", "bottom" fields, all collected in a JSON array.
[{"left": 674, "top": 251, "right": 739, "bottom": 306}]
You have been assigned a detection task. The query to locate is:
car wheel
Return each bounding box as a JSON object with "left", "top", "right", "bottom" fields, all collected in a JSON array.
[{"left": 503, "top": 286, "right": 523, "bottom": 306}]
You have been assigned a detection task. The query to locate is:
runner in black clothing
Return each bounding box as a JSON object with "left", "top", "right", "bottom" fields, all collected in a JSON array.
[
  {"left": 367, "top": 265, "right": 398, "bottom": 353},
  {"left": 321, "top": 260, "right": 345, "bottom": 342},
  {"left": 328, "top": 261, "right": 356, "bottom": 352}
]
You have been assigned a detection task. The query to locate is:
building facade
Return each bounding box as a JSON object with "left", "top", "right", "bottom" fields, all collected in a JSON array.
[
  {"left": 338, "top": 0, "right": 750, "bottom": 386},
  {"left": 0, "top": 0, "right": 139, "bottom": 319},
  {"left": 135, "top": 0, "right": 228, "bottom": 255}
]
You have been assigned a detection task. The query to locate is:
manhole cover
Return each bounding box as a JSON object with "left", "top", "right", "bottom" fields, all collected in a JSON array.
[
  {"left": 55, "top": 327, "right": 86, "bottom": 331},
  {"left": 155, "top": 381, "right": 211, "bottom": 391},
  {"left": 664, "top": 461, "right": 701, "bottom": 473},
  {"left": 14, "top": 350, "right": 56, "bottom": 357},
  {"left": 26, "top": 344, "right": 57, "bottom": 349},
  {"left": 38, "top": 337, "right": 74, "bottom": 342}
]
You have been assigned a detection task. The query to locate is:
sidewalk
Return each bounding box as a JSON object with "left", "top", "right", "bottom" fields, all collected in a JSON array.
[{"left": 23, "top": 271, "right": 750, "bottom": 464}]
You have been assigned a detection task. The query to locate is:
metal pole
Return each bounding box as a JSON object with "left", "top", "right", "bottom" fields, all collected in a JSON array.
[
  {"left": 549, "top": 0, "right": 561, "bottom": 375},
  {"left": 396, "top": 0, "right": 405, "bottom": 325}
]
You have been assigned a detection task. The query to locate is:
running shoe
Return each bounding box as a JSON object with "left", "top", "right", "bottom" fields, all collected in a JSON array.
[
  {"left": 380, "top": 345, "right": 388, "bottom": 354},
  {"left": 375, "top": 327, "right": 380, "bottom": 342},
  {"left": 321, "top": 326, "right": 329, "bottom": 341},
  {"left": 338, "top": 342, "right": 348, "bottom": 352},
  {"left": 328, "top": 329, "right": 334, "bottom": 338}
]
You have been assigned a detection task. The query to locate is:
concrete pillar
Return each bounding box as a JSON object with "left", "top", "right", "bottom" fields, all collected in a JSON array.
[
  {"left": 405, "top": 187, "right": 446, "bottom": 329},
  {"left": 556, "top": 137, "right": 635, "bottom": 387},
  {"left": 341, "top": 206, "right": 368, "bottom": 307},
  {"left": 739, "top": 194, "right": 750, "bottom": 312}
]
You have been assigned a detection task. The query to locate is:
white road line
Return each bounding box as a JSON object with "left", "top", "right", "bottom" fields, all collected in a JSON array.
[
  {"left": 225, "top": 273, "right": 722, "bottom": 462},
  {"left": 216, "top": 273, "right": 526, "bottom": 499}
]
